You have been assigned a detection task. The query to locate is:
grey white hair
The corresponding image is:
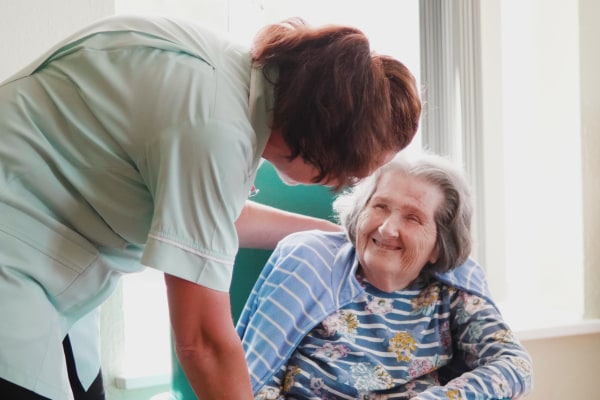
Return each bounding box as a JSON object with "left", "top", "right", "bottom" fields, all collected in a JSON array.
[{"left": 333, "top": 151, "right": 473, "bottom": 273}]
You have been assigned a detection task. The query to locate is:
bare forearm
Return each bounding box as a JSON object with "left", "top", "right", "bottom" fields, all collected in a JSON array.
[
  {"left": 175, "top": 339, "right": 253, "bottom": 399},
  {"left": 236, "top": 200, "right": 341, "bottom": 249},
  {"left": 165, "top": 275, "right": 254, "bottom": 399}
]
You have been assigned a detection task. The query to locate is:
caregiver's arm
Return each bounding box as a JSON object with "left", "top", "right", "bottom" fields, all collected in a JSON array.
[
  {"left": 165, "top": 274, "right": 254, "bottom": 400},
  {"left": 235, "top": 200, "right": 341, "bottom": 249}
]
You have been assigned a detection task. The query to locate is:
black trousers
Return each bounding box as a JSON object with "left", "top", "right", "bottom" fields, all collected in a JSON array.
[{"left": 0, "top": 335, "right": 105, "bottom": 399}]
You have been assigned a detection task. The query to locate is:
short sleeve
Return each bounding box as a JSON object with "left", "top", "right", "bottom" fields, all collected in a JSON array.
[{"left": 139, "top": 118, "right": 255, "bottom": 292}]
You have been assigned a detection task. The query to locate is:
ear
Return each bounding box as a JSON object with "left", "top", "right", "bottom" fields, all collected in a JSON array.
[{"left": 428, "top": 245, "right": 439, "bottom": 264}]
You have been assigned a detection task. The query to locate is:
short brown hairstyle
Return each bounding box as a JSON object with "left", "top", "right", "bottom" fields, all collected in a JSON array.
[{"left": 251, "top": 18, "right": 422, "bottom": 189}]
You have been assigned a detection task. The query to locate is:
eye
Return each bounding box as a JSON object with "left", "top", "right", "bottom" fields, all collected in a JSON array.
[
  {"left": 373, "top": 203, "right": 387, "bottom": 210},
  {"left": 406, "top": 214, "right": 421, "bottom": 224}
]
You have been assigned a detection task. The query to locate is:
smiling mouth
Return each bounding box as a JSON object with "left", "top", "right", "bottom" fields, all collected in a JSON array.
[{"left": 372, "top": 238, "right": 402, "bottom": 251}]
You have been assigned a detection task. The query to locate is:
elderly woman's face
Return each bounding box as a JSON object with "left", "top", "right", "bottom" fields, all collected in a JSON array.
[{"left": 355, "top": 170, "right": 443, "bottom": 292}]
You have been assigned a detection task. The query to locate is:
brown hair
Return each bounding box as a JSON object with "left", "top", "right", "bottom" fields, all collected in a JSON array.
[{"left": 252, "top": 18, "right": 421, "bottom": 189}]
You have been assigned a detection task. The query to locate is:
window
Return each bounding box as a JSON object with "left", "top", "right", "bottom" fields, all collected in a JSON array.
[
  {"left": 418, "top": 0, "right": 586, "bottom": 330},
  {"left": 481, "top": 0, "right": 584, "bottom": 326}
]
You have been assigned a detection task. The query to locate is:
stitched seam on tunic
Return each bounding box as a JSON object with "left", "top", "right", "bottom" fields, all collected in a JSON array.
[{"left": 147, "top": 233, "right": 234, "bottom": 266}]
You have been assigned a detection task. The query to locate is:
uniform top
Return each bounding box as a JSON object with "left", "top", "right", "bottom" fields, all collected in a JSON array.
[{"left": 0, "top": 13, "right": 275, "bottom": 320}]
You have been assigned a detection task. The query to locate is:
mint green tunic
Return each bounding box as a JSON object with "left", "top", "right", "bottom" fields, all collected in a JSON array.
[{"left": 0, "top": 14, "right": 273, "bottom": 399}]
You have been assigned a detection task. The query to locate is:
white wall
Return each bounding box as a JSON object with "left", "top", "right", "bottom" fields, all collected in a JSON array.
[{"left": 0, "top": 1, "right": 114, "bottom": 80}]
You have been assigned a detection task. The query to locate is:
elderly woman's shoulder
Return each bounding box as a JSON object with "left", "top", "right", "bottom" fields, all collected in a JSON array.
[
  {"left": 435, "top": 258, "right": 495, "bottom": 305},
  {"left": 279, "top": 229, "right": 349, "bottom": 252}
]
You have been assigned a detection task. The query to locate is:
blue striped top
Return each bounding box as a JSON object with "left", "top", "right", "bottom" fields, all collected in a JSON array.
[{"left": 236, "top": 230, "right": 533, "bottom": 399}]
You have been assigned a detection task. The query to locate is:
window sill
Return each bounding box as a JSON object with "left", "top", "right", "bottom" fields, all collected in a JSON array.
[
  {"left": 114, "top": 372, "right": 171, "bottom": 390},
  {"left": 496, "top": 300, "right": 600, "bottom": 341},
  {"left": 513, "top": 318, "right": 600, "bottom": 341},
  {"left": 149, "top": 394, "right": 176, "bottom": 400}
]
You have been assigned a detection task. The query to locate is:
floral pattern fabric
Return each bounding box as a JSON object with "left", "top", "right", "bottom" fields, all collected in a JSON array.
[{"left": 258, "top": 275, "right": 532, "bottom": 399}]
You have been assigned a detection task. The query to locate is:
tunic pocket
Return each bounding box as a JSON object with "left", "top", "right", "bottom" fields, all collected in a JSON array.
[{"left": 0, "top": 205, "right": 99, "bottom": 311}]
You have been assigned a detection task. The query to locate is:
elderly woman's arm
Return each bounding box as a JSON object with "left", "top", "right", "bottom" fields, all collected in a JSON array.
[{"left": 415, "top": 290, "right": 534, "bottom": 400}]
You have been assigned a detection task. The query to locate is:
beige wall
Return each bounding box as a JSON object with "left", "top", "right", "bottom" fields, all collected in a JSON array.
[{"left": 522, "top": 333, "right": 600, "bottom": 399}]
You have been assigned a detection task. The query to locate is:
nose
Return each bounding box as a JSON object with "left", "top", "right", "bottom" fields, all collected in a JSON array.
[{"left": 378, "top": 215, "right": 401, "bottom": 238}]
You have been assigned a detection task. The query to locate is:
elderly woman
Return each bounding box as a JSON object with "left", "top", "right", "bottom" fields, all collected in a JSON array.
[{"left": 236, "top": 153, "right": 533, "bottom": 399}]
